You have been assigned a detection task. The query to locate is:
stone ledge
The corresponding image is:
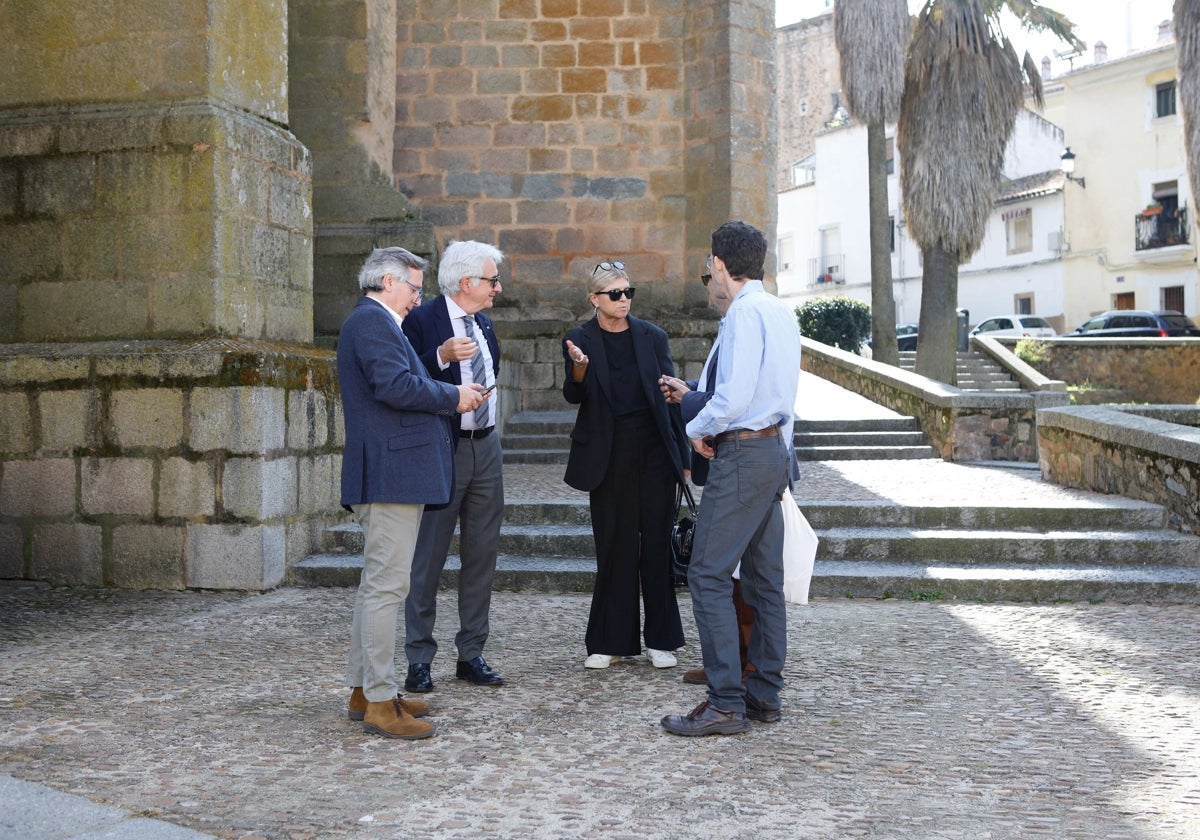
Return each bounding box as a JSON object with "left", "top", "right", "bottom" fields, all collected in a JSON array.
[
  {"left": 1037, "top": 405, "right": 1200, "bottom": 534},
  {"left": 1038, "top": 406, "right": 1200, "bottom": 463},
  {"left": 800, "top": 338, "right": 1070, "bottom": 462}
]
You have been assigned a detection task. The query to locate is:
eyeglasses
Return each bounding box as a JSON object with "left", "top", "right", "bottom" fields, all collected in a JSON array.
[
  {"left": 471, "top": 275, "right": 502, "bottom": 288},
  {"left": 389, "top": 274, "right": 423, "bottom": 300},
  {"left": 700, "top": 273, "right": 712, "bottom": 286},
  {"left": 596, "top": 287, "right": 636, "bottom": 301},
  {"left": 592, "top": 261, "right": 626, "bottom": 275}
]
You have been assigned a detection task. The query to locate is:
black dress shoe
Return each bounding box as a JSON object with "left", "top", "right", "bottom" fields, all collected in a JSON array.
[
  {"left": 660, "top": 700, "right": 750, "bottom": 736},
  {"left": 455, "top": 656, "right": 504, "bottom": 687},
  {"left": 405, "top": 663, "right": 433, "bottom": 693},
  {"left": 744, "top": 693, "right": 782, "bottom": 723}
]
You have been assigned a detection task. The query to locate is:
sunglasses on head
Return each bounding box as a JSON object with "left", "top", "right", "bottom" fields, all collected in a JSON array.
[
  {"left": 592, "top": 260, "right": 626, "bottom": 275},
  {"left": 596, "top": 287, "right": 636, "bottom": 301}
]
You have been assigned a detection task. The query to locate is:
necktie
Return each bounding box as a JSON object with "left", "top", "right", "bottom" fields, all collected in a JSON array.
[{"left": 462, "top": 316, "right": 491, "bottom": 428}]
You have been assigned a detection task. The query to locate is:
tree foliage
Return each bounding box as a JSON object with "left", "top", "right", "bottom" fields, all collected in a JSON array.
[{"left": 794, "top": 297, "right": 872, "bottom": 353}]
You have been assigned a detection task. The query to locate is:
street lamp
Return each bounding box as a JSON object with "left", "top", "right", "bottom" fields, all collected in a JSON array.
[{"left": 1060, "top": 147, "right": 1086, "bottom": 188}]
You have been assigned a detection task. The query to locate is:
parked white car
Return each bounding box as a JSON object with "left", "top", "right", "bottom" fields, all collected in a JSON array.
[{"left": 969, "top": 315, "right": 1057, "bottom": 339}]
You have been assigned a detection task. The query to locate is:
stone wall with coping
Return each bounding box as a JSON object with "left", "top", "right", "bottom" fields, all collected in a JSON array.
[
  {"left": 0, "top": 339, "right": 346, "bottom": 590},
  {"left": 801, "top": 338, "right": 1070, "bottom": 462},
  {"left": 998, "top": 338, "right": 1200, "bottom": 405},
  {"left": 1037, "top": 405, "right": 1200, "bottom": 535}
]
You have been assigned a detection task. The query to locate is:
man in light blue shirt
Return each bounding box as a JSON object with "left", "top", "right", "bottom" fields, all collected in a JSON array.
[{"left": 661, "top": 220, "right": 801, "bottom": 737}]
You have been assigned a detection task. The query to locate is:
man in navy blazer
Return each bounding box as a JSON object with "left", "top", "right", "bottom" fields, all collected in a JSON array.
[
  {"left": 338, "top": 246, "right": 487, "bottom": 740},
  {"left": 400, "top": 240, "right": 507, "bottom": 693}
]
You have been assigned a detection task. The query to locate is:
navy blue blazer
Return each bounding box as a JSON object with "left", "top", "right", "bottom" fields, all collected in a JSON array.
[
  {"left": 401, "top": 294, "right": 500, "bottom": 436},
  {"left": 337, "top": 296, "right": 460, "bottom": 509},
  {"left": 561, "top": 315, "right": 689, "bottom": 493}
]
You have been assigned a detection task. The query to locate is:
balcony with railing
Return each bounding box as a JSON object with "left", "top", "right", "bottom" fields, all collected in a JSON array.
[
  {"left": 1134, "top": 205, "right": 1189, "bottom": 251},
  {"left": 807, "top": 255, "right": 845, "bottom": 287}
]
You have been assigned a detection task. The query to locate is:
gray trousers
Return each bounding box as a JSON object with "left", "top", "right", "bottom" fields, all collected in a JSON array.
[
  {"left": 404, "top": 432, "right": 504, "bottom": 664},
  {"left": 688, "top": 435, "right": 791, "bottom": 714}
]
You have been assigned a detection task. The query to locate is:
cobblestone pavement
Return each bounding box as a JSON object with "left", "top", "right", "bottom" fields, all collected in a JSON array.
[{"left": 3, "top": 583, "right": 1200, "bottom": 839}]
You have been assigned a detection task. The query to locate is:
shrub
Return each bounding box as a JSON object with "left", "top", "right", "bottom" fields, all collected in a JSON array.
[
  {"left": 1013, "top": 338, "right": 1049, "bottom": 367},
  {"left": 794, "top": 296, "right": 871, "bottom": 353}
]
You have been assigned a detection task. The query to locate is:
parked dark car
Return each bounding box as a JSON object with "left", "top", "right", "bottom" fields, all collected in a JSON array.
[
  {"left": 1062, "top": 310, "right": 1200, "bottom": 338},
  {"left": 866, "top": 323, "right": 919, "bottom": 351}
]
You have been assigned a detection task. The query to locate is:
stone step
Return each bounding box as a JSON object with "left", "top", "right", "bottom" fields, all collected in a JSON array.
[
  {"left": 809, "top": 560, "right": 1200, "bottom": 603},
  {"left": 318, "top": 500, "right": 1174, "bottom": 554},
  {"left": 793, "top": 430, "right": 931, "bottom": 447},
  {"left": 795, "top": 418, "right": 922, "bottom": 433},
  {"left": 503, "top": 448, "right": 570, "bottom": 464},
  {"left": 294, "top": 497, "right": 1200, "bottom": 601},
  {"left": 290, "top": 552, "right": 1200, "bottom": 603},
  {"left": 291, "top": 553, "right": 597, "bottom": 592},
  {"left": 819, "top": 527, "right": 1199, "bottom": 566},
  {"left": 796, "top": 446, "right": 939, "bottom": 461}
]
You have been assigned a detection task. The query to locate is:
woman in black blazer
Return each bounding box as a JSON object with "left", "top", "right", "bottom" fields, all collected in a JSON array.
[{"left": 562, "top": 261, "right": 690, "bottom": 670}]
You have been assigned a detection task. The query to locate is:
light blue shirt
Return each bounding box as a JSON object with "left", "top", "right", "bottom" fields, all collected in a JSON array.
[{"left": 686, "top": 280, "right": 801, "bottom": 441}]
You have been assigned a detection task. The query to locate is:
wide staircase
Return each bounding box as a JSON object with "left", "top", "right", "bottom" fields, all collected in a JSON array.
[
  {"left": 290, "top": 472, "right": 1200, "bottom": 602},
  {"left": 792, "top": 418, "right": 936, "bottom": 460},
  {"left": 501, "top": 411, "right": 939, "bottom": 463},
  {"left": 898, "top": 350, "right": 1022, "bottom": 391}
]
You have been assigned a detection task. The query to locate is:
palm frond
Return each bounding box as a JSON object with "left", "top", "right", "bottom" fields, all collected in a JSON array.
[
  {"left": 898, "top": 0, "right": 1025, "bottom": 259},
  {"left": 833, "top": 0, "right": 911, "bottom": 124}
]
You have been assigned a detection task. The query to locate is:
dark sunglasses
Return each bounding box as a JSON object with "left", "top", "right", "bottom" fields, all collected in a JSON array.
[
  {"left": 700, "top": 273, "right": 712, "bottom": 286},
  {"left": 596, "top": 287, "right": 636, "bottom": 301},
  {"left": 592, "top": 260, "right": 626, "bottom": 275}
]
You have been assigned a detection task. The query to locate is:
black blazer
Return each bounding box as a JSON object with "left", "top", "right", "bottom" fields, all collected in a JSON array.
[
  {"left": 561, "top": 315, "right": 689, "bottom": 493},
  {"left": 402, "top": 294, "right": 501, "bottom": 437}
]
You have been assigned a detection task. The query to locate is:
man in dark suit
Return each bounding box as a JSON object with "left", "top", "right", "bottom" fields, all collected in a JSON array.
[
  {"left": 338, "top": 246, "right": 488, "bottom": 740},
  {"left": 401, "top": 241, "right": 507, "bottom": 693}
]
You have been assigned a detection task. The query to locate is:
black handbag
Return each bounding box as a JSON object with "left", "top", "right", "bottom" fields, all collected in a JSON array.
[{"left": 670, "top": 484, "right": 698, "bottom": 587}]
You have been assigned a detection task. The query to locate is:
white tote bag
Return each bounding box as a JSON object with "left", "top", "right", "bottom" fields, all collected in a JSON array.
[{"left": 781, "top": 493, "right": 818, "bottom": 605}]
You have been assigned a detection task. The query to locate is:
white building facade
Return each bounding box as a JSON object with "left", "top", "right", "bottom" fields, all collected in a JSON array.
[{"left": 777, "top": 110, "right": 1069, "bottom": 331}]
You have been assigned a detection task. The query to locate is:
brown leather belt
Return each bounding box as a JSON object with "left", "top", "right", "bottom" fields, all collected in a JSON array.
[{"left": 712, "top": 426, "right": 778, "bottom": 448}]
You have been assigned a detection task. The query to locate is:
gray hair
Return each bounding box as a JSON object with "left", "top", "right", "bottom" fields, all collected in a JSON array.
[
  {"left": 587, "top": 261, "right": 629, "bottom": 294},
  {"left": 437, "top": 240, "right": 505, "bottom": 296},
  {"left": 357, "top": 247, "right": 428, "bottom": 292}
]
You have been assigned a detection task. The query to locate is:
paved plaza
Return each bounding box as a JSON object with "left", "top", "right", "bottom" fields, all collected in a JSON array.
[{"left": 2, "top": 582, "right": 1200, "bottom": 839}]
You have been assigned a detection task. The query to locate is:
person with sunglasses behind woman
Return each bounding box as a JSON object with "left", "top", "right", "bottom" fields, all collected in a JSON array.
[{"left": 562, "top": 260, "right": 691, "bottom": 671}]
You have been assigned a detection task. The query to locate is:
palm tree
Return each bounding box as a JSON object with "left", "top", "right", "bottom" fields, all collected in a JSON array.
[
  {"left": 833, "top": 0, "right": 911, "bottom": 367},
  {"left": 897, "top": 0, "right": 1079, "bottom": 384},
  {"left": 1176, "top": 0, "right": 1200, "bottom": 238}
]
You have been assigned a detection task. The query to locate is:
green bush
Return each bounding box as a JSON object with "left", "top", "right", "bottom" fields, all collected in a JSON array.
[
  {"left": 1013, "top": 338, "right": 1049, "bottom": 367},
  {"left": 794, "top": 296, "right": 871, "bottom": 353}
]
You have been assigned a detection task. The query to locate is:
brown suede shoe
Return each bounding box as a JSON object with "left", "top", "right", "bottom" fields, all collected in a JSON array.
[
  {"left": 348, "top": 687, "right": 429, "bottom": 721},
  {"left": 363, "top": 698, "right": 437, "bottom": 740}
]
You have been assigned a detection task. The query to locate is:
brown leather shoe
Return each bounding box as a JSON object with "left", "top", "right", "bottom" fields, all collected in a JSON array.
[
  {"left": 363, "top": 698, "right": 437, "bottom": 740},
  {"left": 349, "top": 687, "right": 429, "bottom": 721}
]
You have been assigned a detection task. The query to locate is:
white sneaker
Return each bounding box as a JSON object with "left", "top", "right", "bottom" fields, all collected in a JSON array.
[
  {"left": 585, "top": 654, "right": 621, "bottom": 669},
  {"left": 647, "top": 649, "right": 677, "bottom": 669}
]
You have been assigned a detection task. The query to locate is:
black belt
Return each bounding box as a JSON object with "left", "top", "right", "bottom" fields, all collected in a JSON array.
[
  {"left": 460, "top": 426, "right": 494, "bottom": 440},
  {"left": 712, "top": 426, "right": 778, "bottom": 448}
]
